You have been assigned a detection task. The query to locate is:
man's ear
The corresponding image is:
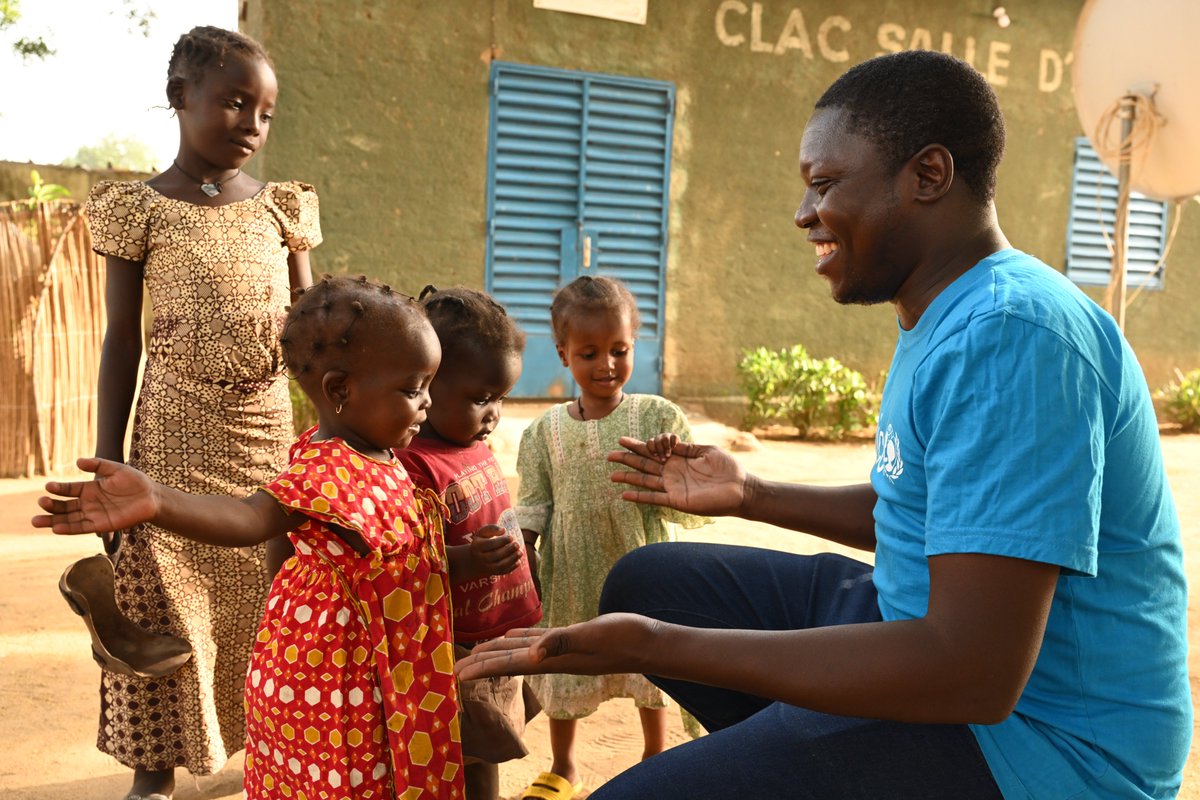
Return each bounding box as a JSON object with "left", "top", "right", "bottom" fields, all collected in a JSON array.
[
  {"left": 166, "top": 77, "right": 186, "bottom": 110},
  {"left": 908, "top": 144, "right": 954, "bottom": 203},
  {"left": 321, "top": 370, "right": 350, "bottom": 411}
]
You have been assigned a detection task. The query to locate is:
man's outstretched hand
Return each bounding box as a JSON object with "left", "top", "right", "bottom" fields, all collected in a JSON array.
[
  {"left": 608, "top": 437, "right": 747, "bottom": 517},
  {"left": 32, "top": 457, "right": 157, "bottom": 535},
  {"left": 455, "top": 613, "right": 659, "bottom": 681}
]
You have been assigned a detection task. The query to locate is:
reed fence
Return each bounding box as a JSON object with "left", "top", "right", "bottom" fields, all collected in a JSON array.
[{"left": 0, "top": 199, "right": 106, "bottom": 477}]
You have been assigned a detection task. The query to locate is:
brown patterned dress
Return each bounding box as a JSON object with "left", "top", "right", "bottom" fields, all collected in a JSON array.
[{"left": 84, "top": 180, "right": 321, "bottom": 775}]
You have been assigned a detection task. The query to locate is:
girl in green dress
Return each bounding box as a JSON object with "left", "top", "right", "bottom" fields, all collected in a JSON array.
[{"left": 515, "top": 276, "right": 708, "bottom": 799}]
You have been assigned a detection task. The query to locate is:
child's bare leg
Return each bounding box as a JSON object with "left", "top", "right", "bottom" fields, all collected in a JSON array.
[
  {"left": 129, "top": 766, "right": 174, "bottom": 798},
  {"left": 463, "top": 760, "right": 499, "bottom": 800},
  {"left": 548, "top": 717, "right": 579, "bottom": 784},
  {"left": 639, "top": 706, "right": 669, "bottom": 760}
]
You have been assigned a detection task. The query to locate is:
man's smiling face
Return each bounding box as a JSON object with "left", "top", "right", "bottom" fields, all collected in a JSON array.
[{"left": 795, "top": 106, "right": 917, "bottom": 307}]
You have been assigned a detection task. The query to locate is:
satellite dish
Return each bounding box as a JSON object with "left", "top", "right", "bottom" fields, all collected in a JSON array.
[
  {"left": 1073, "top": 0, "right": 1200, "bottom": 201},
  {"left": 1071, "top": 0, "right": 1200, "bottom": 328}
]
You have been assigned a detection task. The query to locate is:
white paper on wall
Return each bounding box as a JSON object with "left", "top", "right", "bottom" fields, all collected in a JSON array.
[{"left": 532, "top": 0, "right": 648, "bottom": 26}]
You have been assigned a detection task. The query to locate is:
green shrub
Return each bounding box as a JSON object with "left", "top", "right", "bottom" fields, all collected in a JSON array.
[
  {"left": 289, "top": 380, "right": 319, "bottom": 435},
  {"left": 1159, "top": 368, "right": 1200, "bottom": 432},
  {"left": 26, "top": 169, "right": 70, "bottom": 208},
  {"left": 737, "top": 344, "right": 878, "bottom": 438}
]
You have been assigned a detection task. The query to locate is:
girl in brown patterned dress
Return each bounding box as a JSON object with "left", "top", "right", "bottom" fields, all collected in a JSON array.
[{"left": 83, "top": 26, "right": 320, "bottom": 800}]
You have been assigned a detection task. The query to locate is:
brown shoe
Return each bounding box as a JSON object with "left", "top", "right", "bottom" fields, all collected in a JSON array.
[{"left": 58, "top": 554, "right": 192, "bottom": 678}]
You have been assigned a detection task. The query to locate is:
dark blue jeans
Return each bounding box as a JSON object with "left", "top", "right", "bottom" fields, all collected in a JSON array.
[{"left": 592, "top": 542, "right": 1003, "bottom": 799}]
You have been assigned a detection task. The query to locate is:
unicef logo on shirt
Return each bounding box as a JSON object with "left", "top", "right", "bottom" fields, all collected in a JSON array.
[{"left": 875, "top": 423, "right": 904, "bottom": 482}]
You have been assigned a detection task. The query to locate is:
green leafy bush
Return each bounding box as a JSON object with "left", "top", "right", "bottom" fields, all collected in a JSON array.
[
  {"left": 26, "top": 169, "right": 69, "bottom": 208},
  {"left": 289, "top": 380, "right": 318, "bottom": 435},
  {"left": 737, "top": 344, "right": 878, "bottom": 438},
  {"left": 1159, "top": 368, "right": 1200, "bottom": 432}
]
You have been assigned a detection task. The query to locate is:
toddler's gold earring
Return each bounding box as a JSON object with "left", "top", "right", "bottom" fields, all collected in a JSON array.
[{"left": 335, "top": 402, "right": 343, "bottom": 415}]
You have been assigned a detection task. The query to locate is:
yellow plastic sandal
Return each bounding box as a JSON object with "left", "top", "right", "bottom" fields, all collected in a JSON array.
[{"left": 520, "top": 771, "right": 584, "bottom": 800}]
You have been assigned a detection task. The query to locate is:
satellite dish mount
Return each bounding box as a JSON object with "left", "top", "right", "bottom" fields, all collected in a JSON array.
[{"left": 1073, "top": 0, "right": 1200, "bottom": 331}]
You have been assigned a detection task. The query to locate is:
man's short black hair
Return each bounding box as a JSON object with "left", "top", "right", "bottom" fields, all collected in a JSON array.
[{"left": 815, "top": 50, "right": 1006, "bottom": 202}]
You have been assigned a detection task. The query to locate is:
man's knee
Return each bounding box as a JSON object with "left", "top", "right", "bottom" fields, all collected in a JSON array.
[{"left": 599, "top": 542, "right": 679, "bottom": 615}]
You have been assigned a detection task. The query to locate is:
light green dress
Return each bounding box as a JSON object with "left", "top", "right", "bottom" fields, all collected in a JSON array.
[{"left": 516, "top": 394, "right": 710, "bottom": 719}]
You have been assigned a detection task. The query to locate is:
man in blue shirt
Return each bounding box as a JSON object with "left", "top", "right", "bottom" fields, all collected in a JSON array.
[{"left": 458, "top": 50, "right": 1191, "bottom": 799}]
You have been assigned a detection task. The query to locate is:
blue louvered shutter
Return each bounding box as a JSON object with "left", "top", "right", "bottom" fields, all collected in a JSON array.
[
  {"left": 1065, "top": 137, "right": 1168, "bottom": 290},
  {"left": 486, "top": 62, "right": 675, "bottom": 397}
]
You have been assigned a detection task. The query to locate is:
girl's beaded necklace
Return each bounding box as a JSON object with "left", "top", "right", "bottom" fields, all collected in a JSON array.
[
  {"left": 173, "top": 160, "right": 241, "bottom": 197},
  {"left": 577, "top": 392, "right": 623, "bottom": 421}
]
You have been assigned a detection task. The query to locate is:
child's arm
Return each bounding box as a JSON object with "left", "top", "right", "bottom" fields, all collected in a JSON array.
[
  {"left": 288, "top": 251, "right": 312, "bottom": 294},
  {"left": 514, "top": 420, "right": 552, "bottom": 595},
  {"left": 265, "top": 537, "right": 297, "bottom": 575},
  {"left": 446, "top": 525, "right": 522, "bottom": 583},
  {"left": 521, "top": 529, "right": 541, "bottom": 597},
  {"left": 260, "top": 253, "right": 310, "bottom": 577},
  {"left": 95, "top": 257, "right": 144, "bottom": 463},
  {"left": 34, "top": 457, "right": 300, "bottom": 546}
]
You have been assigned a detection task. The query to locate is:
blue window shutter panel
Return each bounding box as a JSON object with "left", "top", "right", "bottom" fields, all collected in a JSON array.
[
  {"left": 1065, "top": 137, "right": 1169, "bottom": 290},
  {"left": 486, "top": 62, "right": 675, "bottom": 398}
]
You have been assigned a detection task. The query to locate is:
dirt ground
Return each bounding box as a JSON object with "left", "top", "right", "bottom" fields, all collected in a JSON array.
[{"left": 1, "top": 405, "right": 1197, "bottom": 799}]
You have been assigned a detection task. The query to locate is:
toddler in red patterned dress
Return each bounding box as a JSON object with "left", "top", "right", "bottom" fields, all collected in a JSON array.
[
  {"left": 35, "top": 276, "right": 524, "bottom": 800},
  {"left": 398, "top": 286, "right": 543, "bottom": 800}
]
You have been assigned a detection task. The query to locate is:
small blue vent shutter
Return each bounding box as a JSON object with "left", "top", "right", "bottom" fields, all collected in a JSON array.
[
  {"left": 485, "top": 62, "right": 675, "bottom": 398},
  {"left": 1065, "top": 137, "right": 1168, "bottom": 290}
]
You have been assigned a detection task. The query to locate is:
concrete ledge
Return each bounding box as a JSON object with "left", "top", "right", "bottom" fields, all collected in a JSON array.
[{"left": 677, "top": 396, "right": 749, "bottom": 430}]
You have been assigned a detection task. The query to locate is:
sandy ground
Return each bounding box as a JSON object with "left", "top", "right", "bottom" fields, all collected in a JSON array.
[{"left": 1, "top": 404, "right": 1197, "bottom": 799}]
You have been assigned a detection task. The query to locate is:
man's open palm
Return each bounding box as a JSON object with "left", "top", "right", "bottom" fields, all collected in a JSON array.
[{"left": 608, "top": 437, "right": 746, "bottom": 517}]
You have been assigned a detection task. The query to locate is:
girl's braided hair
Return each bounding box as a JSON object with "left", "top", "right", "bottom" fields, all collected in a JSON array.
[
  {"left": 418, "top": 285, "right": 525, "bottom": 359},
  {"left": 167, "top": 25, "right": 271, "bottom": 87},
  {"left": 549, "top": 275, "right": 640, "bottom": 345},
  {"left": 281, "top": 275, "right": 423, "bottom": 380}
]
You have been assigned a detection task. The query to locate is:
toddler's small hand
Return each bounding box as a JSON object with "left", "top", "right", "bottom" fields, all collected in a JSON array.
[
  {"left": 32, "top": 457, "right": 157, "bottom": 535},
  {"left": 470, "top": 524, "right": 521, "bottom": 576},
  {"left": 644, "top": 433, "right": 680, "bottom": 462}
]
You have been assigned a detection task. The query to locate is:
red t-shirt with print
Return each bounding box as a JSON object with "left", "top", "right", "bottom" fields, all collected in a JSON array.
[{"left": 398, "top": 437, "right": 542, "bottom": 642}]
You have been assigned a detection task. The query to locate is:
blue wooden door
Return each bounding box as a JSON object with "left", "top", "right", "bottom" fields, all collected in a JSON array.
[{"left": 485, "top": 62, "right": 675, "bottom": 398}]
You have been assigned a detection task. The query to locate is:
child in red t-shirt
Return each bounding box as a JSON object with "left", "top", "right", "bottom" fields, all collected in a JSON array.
[{"left": 398, "top": 286, "right": 543, "bottom": 800}]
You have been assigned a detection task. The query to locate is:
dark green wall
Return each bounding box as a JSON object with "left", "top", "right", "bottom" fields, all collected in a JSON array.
[{"left": 244, "top": 0, "right": 1200, "bottom": 398}]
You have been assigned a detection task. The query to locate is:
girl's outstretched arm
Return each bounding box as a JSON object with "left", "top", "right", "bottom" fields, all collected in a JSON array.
[
  {"left": 34, "top": 457, "right": 299, "bottom": 547},
  {"left": 95, "top": 257, "right": 144, "bottom": 462}
]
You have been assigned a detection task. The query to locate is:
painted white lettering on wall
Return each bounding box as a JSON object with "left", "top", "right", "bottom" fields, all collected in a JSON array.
[
  {"left": 716, "top": 3, "right": 1070, "bottom": 93},
  {"left": 715, "top": 0, "right": 747, "bottom": 46},
  {"left": 718, "top": 2, "right": 850, "bottom": 61},
  {"left": 986, "top": 40, "right": 1011, "bottom": 86},
  {"left": 818, "top": 15, "right": 851, "bottom": 62},
  {"left": 1038, "top": 47, "right": 1073, "bottom": 92},
  {"left": 751, "top": 3, "right": 775, "bottom": 53},
  {"left": 771, "top": 8, "right": 812, "bottom": 57}
]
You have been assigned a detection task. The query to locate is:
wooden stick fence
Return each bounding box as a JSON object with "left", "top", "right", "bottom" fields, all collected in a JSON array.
[{"left": 0, "top": 199, "right": 106, "bottom": 477}]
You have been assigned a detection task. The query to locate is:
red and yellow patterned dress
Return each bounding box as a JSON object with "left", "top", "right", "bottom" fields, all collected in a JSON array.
[{"left": 248, "top": 429, "right": 463, "bottom": 799}]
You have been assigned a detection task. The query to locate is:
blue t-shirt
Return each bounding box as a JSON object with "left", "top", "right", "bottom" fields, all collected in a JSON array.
[{"left": 871, "top": 249, "right": 1190, "bottom": 798}]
